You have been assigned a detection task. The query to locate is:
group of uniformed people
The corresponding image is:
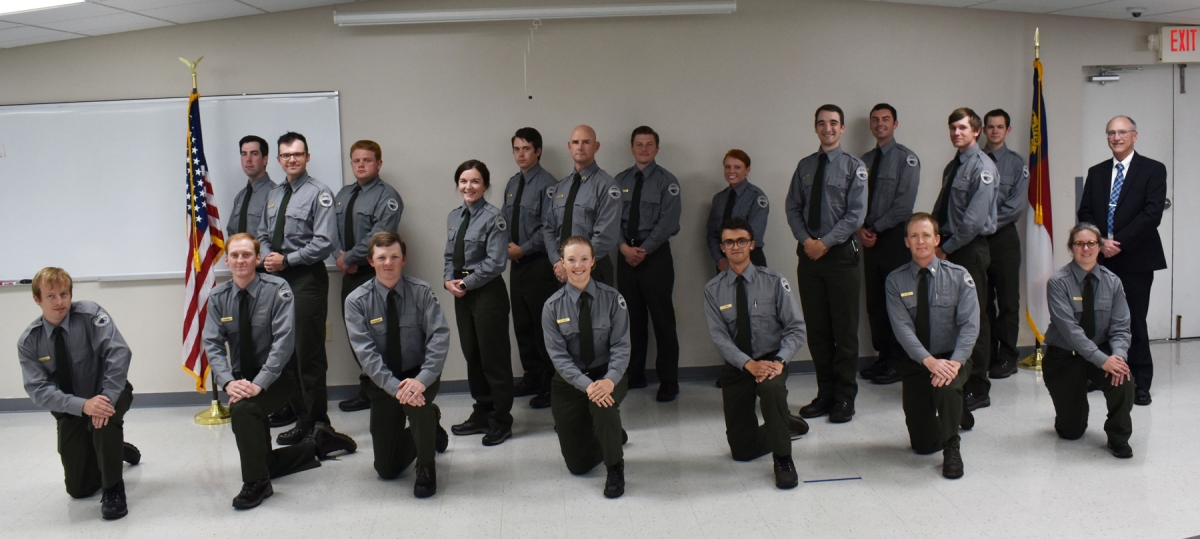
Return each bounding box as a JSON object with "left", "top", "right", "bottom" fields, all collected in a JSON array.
[{"left": 17, "top": 106, "right": 1141, "bottom": 519}]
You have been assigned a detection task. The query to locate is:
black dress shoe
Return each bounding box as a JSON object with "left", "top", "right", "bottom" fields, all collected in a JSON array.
[
  {"left": 870, "top": 366, "right": 902, "bottom": 385},
  {"left": 338, "top": 393, "right": 371, "bottom": 412},
  {"left": 622, "top": 429, "right": 629, "bottom": 445},
  {"left": 100, "top": 481, "right": 128, "bottom": 520},
  {"left": 122, "top": 442, "right": 141, "bottom": 465},
  {"left": 232, "top": 479, "right": 273, "bottom": 510},
  {"left": 604, "top": 461, "right": 625, "bottom": 499},
  {"left": 312, "top": 423, "right": 357, "bottom": 460},
  {"left": 1108, "top": 441, "right": 1134, "bottom": 459},
  {"left": 828, "top": 401, "right": 855, "bottom": 424},
  {"left": 859, "top": 358, "right": 887, "bottom": 380},
  {"left": 964, "top": 393, "right": 991, "bottom": 411},
  {"left": 960, "top": 409, "right": 975, "bottom": 430},
  {"left": 414, "top": 462, "right": 437, "bottom": 498},
  {"left": 656, "top": 382, "right": 679, "bottom": 402},
  {"left": 529, "top": 391, "right": 552, "bottom": 409},
  {"left": 988, "top": 359, "right": 1018, "bottom": 379},
  {"left": 451, "top": 418, "right": 488, "bottom": 436},
  {"left": 942, "top": 447, "right": 964, "bottom": 479},
  {"left": 627, "top": 377, "right": 648, "bottom": 389},
  {"left": 276, "top": 424, "right": 310, "bottom": 446},
  {"left": 434, "top": 405, "right": 448, "bottom": 454},
  {"left": 482, "top": 427, "right": 512, "bottom": 446},
  {"left": 1134, "top": 389, "right": 1152, "bottom": 406},
  {"left": 773, "top": 455, "right": 798, "bottom": 489},
  {"left": 268, "top": 406, "right": 297, "bottom": 428},
  {"left": 789, "top": 414, "right": 809, "bottom": 439},
  {"left": 513, "top": 378, "right": 541, "bottom": 398},
  {"left": 799, "top": 397, "right": 833, "bottom": 419}
]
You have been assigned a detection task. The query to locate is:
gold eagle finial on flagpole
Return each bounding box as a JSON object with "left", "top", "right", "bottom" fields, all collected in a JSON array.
[{"left": 179, "top": 56, "right": 203, "bottom": 91}]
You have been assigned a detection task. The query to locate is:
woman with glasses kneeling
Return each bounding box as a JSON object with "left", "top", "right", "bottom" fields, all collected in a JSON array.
[
  {"left": 542, "top": 235, "right": 631, "bottom": 498},
  {"left": 1042, "top": 222, "right": 1136, "bottom": 459}
]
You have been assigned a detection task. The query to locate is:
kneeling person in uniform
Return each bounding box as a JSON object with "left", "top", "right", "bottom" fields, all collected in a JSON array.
[
  {"left": 704, "top": 218, "right": 809, "bottom": 489},
  {"left": 885, "top": 213, "right": 978, "bottom": 479},
  {"left": 1042, "top": 222, "right": 1136, "bottom": 459},
  {"left": 346, "top": 231, "right": 451, "bottom": 497},
  {"left": 18, "top": 267, "right": 141, "bottom": 520}
]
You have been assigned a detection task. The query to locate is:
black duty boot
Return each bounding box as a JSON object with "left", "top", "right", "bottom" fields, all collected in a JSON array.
[
  {"left": 604, "top": 461, "right": 625, "bottom": 499},
  {"left": 232, "top": 479, "right": 273, "bottom": 510},
  {"left": 414, "top": 462, "right": 437, "bottom": 498},
  {"left": 101, "top": 481, "right": 128, "bottom": 520}
]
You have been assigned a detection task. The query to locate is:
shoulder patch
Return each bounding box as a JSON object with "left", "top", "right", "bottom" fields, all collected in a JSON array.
[
  {"left": 546, "top": 186, "right": 556, "bottom": 199},
  {"left": 855, "top": 166, "right": 868, "bottom": 182},
  {"left": 617, "top": 294, "right": 627, "bottom": 310},
  {"left": 667, "top": 182, "right": 680, "bottom": 196},
  {"left": 607, "top": 185, "right": 622, "bottom": 200},
  {"left": 93, "top": 312, "right": 111, "bottom": 328},
  {"left": 780, "top": 277, "right": 791, "bottom": 293},
  {"left": 319, "top": 192, "right": 334, "bottom": 208},
  {"left": 980, "top": 171, "right": 995, "bottom": 185},
  {"left": 907, "top": 155, "right": 919, "bottom": 167},
  {"left": 431, "top": 291, "right": 440, "bottom": 305},
  {"left": 278, "top": 287, "right": 294, "bottom": 302},
  {"left": 1022, "top": 165, "right": 1030, "bottom": 178},
  {"left": 496, "top": 216, "right": 508, "bottom": 231},
  {"left": 757, "top": 195, "right": 768, "bottom": 209},
  {"left": 964, "top": 273, "right": 976, "bottom": 289},
  {"left": 386, "top": 198, "right": 399, "bottom": 212}
]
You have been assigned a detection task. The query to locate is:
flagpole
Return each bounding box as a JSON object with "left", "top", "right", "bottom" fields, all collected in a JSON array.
[{"left": 1019, "top": 28, "right": 1046, "bottom": 371}]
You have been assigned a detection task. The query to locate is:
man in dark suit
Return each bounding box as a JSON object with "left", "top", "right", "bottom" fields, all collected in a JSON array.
[{"left": 1077, "top": 115, "right": 1167, "bottom": 406}]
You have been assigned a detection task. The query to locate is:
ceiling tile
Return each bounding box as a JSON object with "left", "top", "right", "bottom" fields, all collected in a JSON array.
[
  {"left": 41, "top": 11, "right": 157, "bottom": 31},
  {"left": 973, "top": 0, "right": 1099, "bottom": 13},
  {"left": 876, "top": 0, "right": 980, "bottom": 7},
  {"left": 0, "top": 2, "right": 122, "bottom": 25},
  {"left": 77, "top": 17, "right": 172, "bottom": 35},
  {"left": 239, "top": 0, "right": 351, "bottom": 13},
  {"left": 97, "top": 0, "right": 212, "bottom": 11},
  {"left": 0, "top": 21, "right": 20, "bottom": 29},
  {"left": 0, "top": 32, "right": 81, "bottom": 47},
  {"left": 1140, "top": 9, "right": 1200, "bottom": 25},
  {"left": 0, "top": 24, "right": 73, "bottom": 42},
  {"left": 137, "top": 0, "right": 262, "bottom": 24}
]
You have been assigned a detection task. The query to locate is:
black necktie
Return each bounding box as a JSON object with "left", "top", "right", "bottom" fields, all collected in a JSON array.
[
  {"left": 386, "top": 290, "right": 403, "bottom": 374},
  {"left": 626, "top": 170, "right": 644, "bottom": 243},
  {"left": 52, "top": 326, "right": 74, "bottom": 395},
  {"left": 735, "top": 275, "right": 753, "bottom": 356},
  {"left": 916, "top": 268, "right": 931, "bottom": 351},
  {"left": 808, "top": 153, "right": 827, "bottom": 233},
  {"left": 561, "top": 173, "right": 582, "bottom": 245},
  {"left": 511, "top": 174, "right": 526, "bottom": 245},
  {"left": 935, "top": 158, "right": 961, "bottom": 228},
  {"left": 579, "top": 291, "right": 595, "bottom": 368},
  {"left": 238, "top": 289, "right": 258, "bottom": 378},
  {"left": 237, "top": 184, "right": 254, "bottom": 234},
  {"left": 343, "top": 184, "right": 361, "bottom": 250},
  {"left": 866, "top": 150, "right": 882, "bottom": 217},
  {"left": 453, "top": 208, "right": 471, "bottom": 270},
  {"left": 1083, "top": 274, "right": 1097, "bottom": 340},
  {"left": 987, "top": 151, "right": 997, "bottom": 163},
  {"left": 271, "top": 183, "right": 293, "bottom": 252},
  {"left": 723, "top": 187, "right": 737, "bottom": 222}
]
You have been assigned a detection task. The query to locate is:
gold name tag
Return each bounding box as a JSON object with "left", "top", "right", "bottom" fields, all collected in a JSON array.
[
  {"left": 38, "top": 356, "right": 50, "bottom": 362},
  {"left": 719, "top": 304, "right": 733, "bottom": 311},
  {"left": 900, "top": 292, "right": 914, "bottom": 297},
  {"left": 622, "top": 189, "right": 629, "bottom": 192},
  {"left": 557, "top": 317, "right": 571, "bottom": 324},
  {"left": 268, "top": 203, "right": 275, "bottom": 208},
  {"left": 220, "top": 316, "right": 234, "bottom": 322},
  {"left": 556, "top": 194, "right": 565, "bottom": 199},
  {"left": 370, "top": 317, "right": 384, "bottom": 325},
  {"left": 507, "top": 193, "right": 513, "bottom": 197},
  {"left": 1073, "top": 297, "right": 1083, "bottom": 301}
]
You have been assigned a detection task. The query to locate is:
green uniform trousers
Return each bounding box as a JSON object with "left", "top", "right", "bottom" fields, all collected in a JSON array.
[
  {"left": 591, "top": 255, "right": 615, "bottom": 287},
  {"left": 551, "top": 373, "right": 627, "bottom": 473},
  {"left": 897, "top": 355, "right": 970, "bottom": 453},
  {"left": 796, "top": 241, "right": 861, "bottom": 403},
  {"left": 719, "top": 362, "right": 791, "bottom": 460},
  {"left": 617, "top": 242, "right": 679, "bottom": 385},
  {"left": 863, "top": 226, "right": 912, "bottom": 367},
  {"left": 509, "top": 254, "right": 561, "bottom": 389},
  {"left": 279, "top": 262, "right": 327, "bottom": 426},
  {"left": 1042, "top": 346, "right": 1134, "bottom": 444},
  {"left": 366, "top": 377, "right": 441, "bottom": 478},
  {"left": 986, "top": 223, "right": 1021, "bottom": 368},
  {"left": 230, "top": 369, "right": 320, "bottom": 482},
  {"left": 455, "top": 275, "right": 513, "bottom": 430},
  {"left": 53, "top": 382, "right": 134, "bottom": 498},
  {"left": 946, "top": 236, "right": 991, "bottom": 398},
  {"left": 341, "top": 267, "right": 377, "bottom": 396}
]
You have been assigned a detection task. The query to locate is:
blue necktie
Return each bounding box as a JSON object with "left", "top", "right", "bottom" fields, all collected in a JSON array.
[{"left": 1108, "top": 163, "right": 1124, "bottom": 238}]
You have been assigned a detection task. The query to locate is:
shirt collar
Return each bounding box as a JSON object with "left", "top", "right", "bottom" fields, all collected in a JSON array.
[
  {"left": 876, "top": 139, "right": 897, "bottom": 155},
  {"left": 576, "top": 162, "right": 600, "bottom": 180},
  {"left": 521, "top": 163, "right": 545, "bottom": 181},
  {"left": 820, "top": 145, "right": 845, "bottom": 162},
  {"left": 357, "top": 176, "right": 381, "bottom": 190},
  {"left": 958, "top": 144, "right": 983, "bottom": 164},
  {"left": 40, "top": 303, "right": 78, "bottom": 338},
  {"left": 373, "top": 276, "right": 405, "bottom": 300},
  {"left": 288, "top": 173, "right": 312, "bottom": 190},
  {"left": 907, "top": 257, "right": 942, "bottom": 278},
  {"left": 463, "top": 198, "right": 487, "bottom": 213},
  {"left": 726, "top": 261, "right": 760, "bottom": 284},
  {"left": 634, "top": 160, "right": 658, "bottom": 177},
  {"left": 234, "top": 273, "right": 264, "bottom": 297},
  {"left": 250, "top": 173, "right": 273, "bottom": 191},
  {"left": 730, "top": 179, "right": 751, "bottom": 196},
  {"left": 1113, "top": 151, "right": 1135, "bottom": 171},
  {"left": 564, "top": 278, "right": 599, "bottom": 303},
  {"left": 1067, "top": 261, "right": 1098, "bottom": 283}
]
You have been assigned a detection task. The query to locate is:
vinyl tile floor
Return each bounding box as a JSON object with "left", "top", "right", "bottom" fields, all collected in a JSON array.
[{"left": 3, "top": 341, "right": 1199, "bottom": 539}]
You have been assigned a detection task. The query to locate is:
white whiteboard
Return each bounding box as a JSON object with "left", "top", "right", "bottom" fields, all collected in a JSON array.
[{"left": 0, "top": 92, "right": 342, "bottom": 281}]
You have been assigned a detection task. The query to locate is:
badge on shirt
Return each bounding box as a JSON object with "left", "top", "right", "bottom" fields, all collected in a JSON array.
[
  {"left": 856, "top": 166, "right": 868, "bottom": 182},
  {"left": 387, "top": 198, "right": 399, "bottom": 212},
  {"left": 668, "top": 183, "right": 680, "bottom": 196},
  {"left": 980, "top": 171, "right": 995, "bottom": 185},
  {"left": 431, "top": 291, "right": 440, "bottom": 305},
  {"left": 780, "top": 277, "right": 791, "bottom": 293},
  {"left": 900, "top": 291, "right": 914, "bottom": 298},
  {"left": 907, "top": 155, "right": 919, "bottom": 167},
  {"left": 496, "top": 216, "right": 507, "bottom": 231},
  {"left": 370, "top": 317, "right": 384, "bottom": 325},
  {"left": 220, "top": 316, "right": 234, "bottom": 322},
  {"left": 757, "top": 195, "right": 768, "bottom": 208},
  {"left": 719, "top": 304, "right": 733, "bottom": 311},
  {"left": 319, "top": 192, "right": 334, "bottom": 208},
  {"left": 94, "top": 312, "right": 111, "bottom": 328},
  {"left": 546, "top": 186, "right": 556, "bottom": 198},
  {"left": 557, "top": 317, "right": 571, "bottom": 324},
  {"left": 617, "top": 295, "right": 628, "bottom": 310},
  {"left": 279, "top": 288, "right": 294, "bottom": 302},
  {"left": 608, "top": 186, "right": 622, "bottom": 200},
  {"left": 1022, "top": 166, "right": 1030, "bottom": 179},
  {"left": 38, "top": 356, "right": 50, "bottom": 362},
  {"left": 964, "top": 274, "right": 976, "bottom": 288}
]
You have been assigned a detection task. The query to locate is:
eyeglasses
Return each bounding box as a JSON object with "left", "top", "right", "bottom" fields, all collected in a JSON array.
[
  {"left": 279, "top": 152, "right": 308, "bottom": 160},
  {"left": 1072, "top": 240, "right": 1100, "bottom": 249},
  {"left": 721, "top": 238, "right": 751, "bottom": 249},
  {"left": 1105, "top": 130, "right": 1134, "bottom": 139}
]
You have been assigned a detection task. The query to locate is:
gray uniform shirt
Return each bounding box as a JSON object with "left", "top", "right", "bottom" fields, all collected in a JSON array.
[
  {"left": 1043, "top": 262, "right": 1132, "bottom": 367},
  {"left": 541, "top": 279, "right": 631, "bottom": 392},
  {"left": 501, "top": 163, "right": 558, "bottom": 257},
  {"left": 202, "top": 274, "right": 295, "bottom": 391},
  {"left": 18, "top": 301, "right": 131, "bottom": 417},
  {"left": 885, "top": 258, "right": 980, "bottom": 363},
  {"left": 335, "top": 176, "right": 403, "bottom": 266},
  {"left": 984, "top": 144, "right": 1030, "bottom": 229},
  {"left": 344, "top": 276, "right": 450, "bottom": 393},
  {"left": 443, "top": 198, "right": 509, "bottom": 289},
  {"left": 786, "top": 146, "right": 869, "bottom": 247},
  {"left": 706, "top": 180, "right": 770, "bottom": 263},
  {"left": 543, "top": 162, "right": 622, "bottom": 264},
  {"left": 615, "top": 160, "right": 682, "bottom": 254},
  {"left": 703, "top": 264, "right": 807, "bottom": 370},
  {"left": 861, "top": 140, "right": 920, "bottom": 234},
  {"left": 227, "top": 173, "right": 276, "bottom": 238},
  {"left": 257, "top": 173, "right": 337, "bottom": 266},
  {"left": 937, "top": 144, "right": 999, "bottom": 254}
]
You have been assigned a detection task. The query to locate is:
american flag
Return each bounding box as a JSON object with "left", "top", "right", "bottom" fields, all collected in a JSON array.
[{"left": 182, "top": 91, "right": 225, "bottom": 392}]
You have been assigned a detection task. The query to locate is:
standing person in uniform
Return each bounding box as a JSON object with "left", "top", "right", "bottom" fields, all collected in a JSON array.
[
  {"left": 227, "top": 135, "right": 275, "bottom": 239},
  {"left": 346, "top": 231, "right": 452, "bottom": 497},
  {"left": 203, "top": 234, "right": 344, "bottom": 510},
  {"left": 615, "top": 126, "right": 682, "bottom": 401},
  {"left": 857, "top": 104, "right": 921, "bottom": 386},
  {"left": 704, "top": 218, "right": 808, "bottom": 489},
  {"left": 257, "top": 131, "right": 352, "bottom": 447},
  {"left": 981, "top": 109, "right": 1029, "bottom": 379},
  {"left": 542, "top": 236, "right": 631, "bottom": 499},
  {"left": 787, "top": 104, "right": 868, "bottom": 424},
  {"left": 1042, "top": 223, "right": 1136, "bottom": 458},
  {"left": 932, "top": 108, "right": 998, "bottom": 414},
  {"left": 334, "top": 140, "right": 403, "bottom": 413},
  {"left": 444, "top": 160, "right": 514, "bottom": 446},
  {"left": 544, "top": 125, "right": 622, "bottom": 287},
  {"left": 18, "top": 267, "right": 141, "bottom": 520},
  {"left": 707, "top": 150, "right": 769, "bottom": 270},
  {"left": 1077, "top": 115, "right": 1167, "bottom": 406},
  {"left": 504, "top": 128, "right": 562, "bottom": 409},
  {"left": 885, "top": 213, "right": 979, "bottom": 480}
]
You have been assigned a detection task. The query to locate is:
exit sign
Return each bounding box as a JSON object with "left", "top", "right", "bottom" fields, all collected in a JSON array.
[{"left": 1160, "top": 26, "right": 1200, "bottom": 63}]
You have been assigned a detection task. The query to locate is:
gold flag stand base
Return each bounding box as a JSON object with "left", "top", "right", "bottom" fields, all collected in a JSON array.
[
  {"left": 1018, "top": 346, "right": 1044, "bottom": 371},
  {"left": 194, "top": 399, "right": 231, "bottom": 425}
]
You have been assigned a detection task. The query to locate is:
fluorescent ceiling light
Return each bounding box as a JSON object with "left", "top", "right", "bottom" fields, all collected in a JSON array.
[
  {"left": 333, "top": 1, "right": 736, "bottom": 26},
  {"left": 0, "top": 0, "right": 84, "bottom": 17}
]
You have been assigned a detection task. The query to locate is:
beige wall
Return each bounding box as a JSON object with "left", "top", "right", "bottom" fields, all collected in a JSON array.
[{"left": 0, "top": 0, "right": 1160, "bottom": 399}]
